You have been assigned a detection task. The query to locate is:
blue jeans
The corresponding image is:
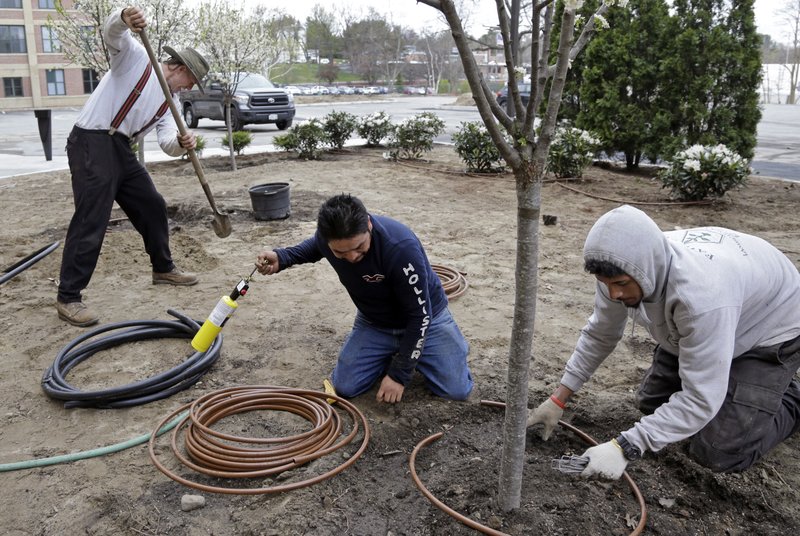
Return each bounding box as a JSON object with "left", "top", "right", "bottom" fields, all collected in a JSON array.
[{"left": 330, "top": 308, "right": 473, "bottom": 400}]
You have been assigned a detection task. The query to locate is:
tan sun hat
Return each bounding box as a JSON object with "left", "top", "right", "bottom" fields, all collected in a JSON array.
[{"left": 163, "top": 46, "right": 209, "bottom": 87}]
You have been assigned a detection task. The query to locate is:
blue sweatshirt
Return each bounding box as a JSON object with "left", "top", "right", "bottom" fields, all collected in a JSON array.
[{"left": 274, "top": 214, "right": 448, "bottom": 385}]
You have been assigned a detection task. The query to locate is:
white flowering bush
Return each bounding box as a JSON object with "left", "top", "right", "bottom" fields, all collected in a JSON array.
[
  {"left": 357, "top": 111, "right": 394, "bottom": 147},
  {"left": 388, "top": 112, "right": 445, "bottom": 160},
  {"left": 452, "top": 121, "right": 506, "bottom": 173},
  {"left": 658, "top": 144, "right": 750, "bottom": 201},
  {"left": 546, "top": 125, "right": 601, "bottom": 178}
]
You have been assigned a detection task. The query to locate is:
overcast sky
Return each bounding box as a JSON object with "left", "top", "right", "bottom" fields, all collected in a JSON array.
[{"left": 256, "top": 0, "right": 792, "bottom": 42}]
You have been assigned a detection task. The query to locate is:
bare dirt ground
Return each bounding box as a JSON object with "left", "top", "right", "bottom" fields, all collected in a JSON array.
[{"left": 1, "top": 145, "right": 799, "bottom": 536}]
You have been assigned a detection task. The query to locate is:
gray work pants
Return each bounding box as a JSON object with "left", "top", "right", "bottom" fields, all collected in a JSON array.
[{"left": 637, "top": 334, "right": 800, "bottom": 472}]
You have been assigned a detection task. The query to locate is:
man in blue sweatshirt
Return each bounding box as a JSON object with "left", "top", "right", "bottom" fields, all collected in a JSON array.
[
  {"left": 529, "top": 205, "right": 800, "bottom": 479},
  {"left": 255, "top": 194, "right": 473, "bottom": 404}
]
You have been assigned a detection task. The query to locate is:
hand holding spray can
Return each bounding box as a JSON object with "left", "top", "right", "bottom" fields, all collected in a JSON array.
[{"left": 191, "top": 267, "right": 256, "bottom": 352}]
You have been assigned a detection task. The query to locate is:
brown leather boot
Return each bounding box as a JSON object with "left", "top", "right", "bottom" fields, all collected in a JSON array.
[
  {"left": 56, "top": 301, "right": 99, "bottom": 327},
  {"left": 152, "top": 267, "right": 198, "bottom": 286}
]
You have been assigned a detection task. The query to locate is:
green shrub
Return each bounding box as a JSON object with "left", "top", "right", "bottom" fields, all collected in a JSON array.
[
  {"left": 451, "top": 121, "right": 505, "bottom": 173},
  {"left": 195, "top": 135, "right": 206, "bottom": 156},
  {"left": 221, "top": 131, "right": 253, "bottom": 155},
  {"left": 357, "top": 111, "right": 394, "bottom": 146},
  {"left": 388, "top": 112, "right": 445, "bottom": 160},
  {"left": 321, "top": 110, "right": 358, "bottom": 150},
  {"left": 658, "top": 144, "right": 749, "bottom": 201},
  {"left": 438, "top": 80, "right": 451, "bottom": 94},
  {"left": 546, "top": 125, "right": 601, "bottom": 178},
  {"left": 273, "top": 119, "right": 329, "bottom": 160},
  {"left": 183, "top": 135, "right": 206, "bottom": 159}
]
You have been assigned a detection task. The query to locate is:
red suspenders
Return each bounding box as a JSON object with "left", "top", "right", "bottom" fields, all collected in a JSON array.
[
  {"left": 108, "top": 64, "right": 172, "bottom": 138},
  {"left": 131, "top": 99, "right": 169, "bottom": 139},
  {"left": 109, "top": 64, "right": 152, "bottom": 135}
]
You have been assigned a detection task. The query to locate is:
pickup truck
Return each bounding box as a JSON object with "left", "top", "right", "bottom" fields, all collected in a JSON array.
[{"left": 180, "top": 72, "right": 295, "bottom": 131}]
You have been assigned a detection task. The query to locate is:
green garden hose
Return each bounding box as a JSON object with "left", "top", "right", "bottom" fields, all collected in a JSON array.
[{"left": 0, "top": 411, "right": 187, "bottom": 473}]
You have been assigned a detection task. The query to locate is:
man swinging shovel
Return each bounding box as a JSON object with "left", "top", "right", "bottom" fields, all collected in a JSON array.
[{"left": 56, "top": 6, "right": 220, "bottom": 327}]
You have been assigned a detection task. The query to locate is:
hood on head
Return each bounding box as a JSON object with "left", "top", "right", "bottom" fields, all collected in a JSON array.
[{"left": 583, "top": 205, "right": 672, "bottom": 300}]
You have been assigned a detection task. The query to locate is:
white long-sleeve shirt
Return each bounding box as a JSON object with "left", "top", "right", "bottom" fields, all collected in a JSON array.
[
  {"left": 562, "top": 205, "right": 800, "bottom": 454},
  {"left": 74, "top": 9, "right": 184, "bottom": 156}
]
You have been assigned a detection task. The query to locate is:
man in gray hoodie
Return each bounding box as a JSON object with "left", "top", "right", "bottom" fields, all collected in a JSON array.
[{"left": 528, "top": 205, "right": 800, "bottom": 479}]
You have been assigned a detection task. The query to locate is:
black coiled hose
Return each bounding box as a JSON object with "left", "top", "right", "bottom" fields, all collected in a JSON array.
[{"left": 42, "top": 309, "right": 222, "bottom": 409}]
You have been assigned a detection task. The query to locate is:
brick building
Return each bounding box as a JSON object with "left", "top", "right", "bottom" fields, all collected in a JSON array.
[{"left": 1, "top": 0, "right": 95, "bottom": 110}]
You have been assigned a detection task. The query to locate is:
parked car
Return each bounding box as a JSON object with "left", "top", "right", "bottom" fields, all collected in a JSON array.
[
  {"left": 403, "top": 86, "right": 426, "bottom": 95},
  {"left": 496, "top": 83, "right": 531, "bottom": 107},
  {"left": 284, "top": 85, "right": 303, "bottom": 96},
  {"left": 180, "top": 72, "right": 295, "bottom": 131}
]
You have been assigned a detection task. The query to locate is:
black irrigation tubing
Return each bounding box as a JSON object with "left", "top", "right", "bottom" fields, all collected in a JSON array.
[
  {"left": 41, "top": 309, "right": 222, "bottom": 409},
  {"left": 0, "top": 241, "right": 60, "bottom": 286}
]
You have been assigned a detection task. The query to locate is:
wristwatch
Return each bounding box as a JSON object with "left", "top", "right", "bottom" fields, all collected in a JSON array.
[{"left": 615, "top": 434, "right": 642, "bottom": 461}]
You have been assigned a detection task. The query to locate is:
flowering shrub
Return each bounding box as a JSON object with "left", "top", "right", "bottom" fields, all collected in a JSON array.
[
  {"left": 658, "top": 144, "right": 750, "bottom": 201},
  {"left": 322, "top": 110, "right": 358, "bottom": 150},
  {"left": 220, "top": 131, "right": 253, "bottom": 155},
  {"left": 546, "top": 125, "right": 601, "bottom": 178},
  {"left": 451, "top": 121, "right": 505, "bottom": 173},
  {"left": 357, "top": 111, "right": 394, "bottom": 146},
  {"left": 388, "top": 112, "right": 445, "bottom": 160},
  {"left": 273, "top": 119, "right": 329, "bottom": 160}
]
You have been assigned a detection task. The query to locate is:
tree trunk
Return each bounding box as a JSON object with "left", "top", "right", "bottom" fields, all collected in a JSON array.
[
  {"left": 224, "top": 97, "right": 237, "bottom": 172},
  {"left": 498, "top": 158, "right": 542, "bottom": 510},
  {"left": 787, "top": 63, "right": 798, "bottom": 104}
]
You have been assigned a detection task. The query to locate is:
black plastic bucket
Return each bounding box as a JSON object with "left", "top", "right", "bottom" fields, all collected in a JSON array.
[{"left": 248, "top": 182, "right": 291, "bottom": 220}]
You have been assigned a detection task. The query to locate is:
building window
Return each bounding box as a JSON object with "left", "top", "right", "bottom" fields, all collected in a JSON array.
[
  {"left": 38, "top": 0, "right": 56, "bottom": 8},
  {"left": 41, "top": 26, "right": 61, "bottom": 53},
  {"left": 83, "top": 69, "right": 99, "bottom": 94},
  {"left": 46, "top": 69, "right": 65, "bottom": 95},
  {"left": 0, "top": 0, "right": 23, "bottom": 8},
  {"left": 3, "top": 77, "right": 23, "bottom": 97},
  {"left": 0, "top": 25, "right": 27, "bottom": 53}
]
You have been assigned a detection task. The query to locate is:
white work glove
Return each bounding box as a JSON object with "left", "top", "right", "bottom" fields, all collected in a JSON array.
[
  {"left": 580, "top": 440, "right": 628, "bottom": 480},
  {"left": 526, "top": 397, "right": 564, "bottom": 440}
]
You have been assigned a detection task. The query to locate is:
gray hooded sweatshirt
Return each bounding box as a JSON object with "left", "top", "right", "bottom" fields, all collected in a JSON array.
[{"left": 561, "top": 205, "right": 800, "bottom": 454}]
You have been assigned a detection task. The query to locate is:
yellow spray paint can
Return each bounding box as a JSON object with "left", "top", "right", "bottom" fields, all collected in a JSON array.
[{"left": 191, "top": 295, "right": 239, "bottom": 352}]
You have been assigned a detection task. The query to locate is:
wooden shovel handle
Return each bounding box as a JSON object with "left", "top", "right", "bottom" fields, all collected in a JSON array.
[{"left": 138, "top": 30, "right": 222, "bottom": 215}]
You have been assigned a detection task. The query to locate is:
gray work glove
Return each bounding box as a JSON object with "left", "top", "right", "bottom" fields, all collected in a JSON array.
[{"left": 526, "top": 396, "right": 564, "bottom": 440}]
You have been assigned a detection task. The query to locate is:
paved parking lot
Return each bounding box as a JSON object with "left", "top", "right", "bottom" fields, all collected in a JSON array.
[{"left": 1, "top": 100, "right": 798, "bottom": 181}]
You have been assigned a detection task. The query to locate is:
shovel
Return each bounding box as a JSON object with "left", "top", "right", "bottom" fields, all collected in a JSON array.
[{"left": 139, "top": 30, "right": 232, "bottom": 238}]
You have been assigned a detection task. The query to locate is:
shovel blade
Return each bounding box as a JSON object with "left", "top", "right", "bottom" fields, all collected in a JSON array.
[{"left": 212, "top": 214, "right": 232, "bottom": 238}]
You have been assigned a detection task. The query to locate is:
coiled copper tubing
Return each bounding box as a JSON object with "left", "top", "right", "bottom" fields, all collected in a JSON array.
[
  {"left": 148, "top": 385, "right": 369, "bottom": 494},
  {"left": 408, "top": 400, "right": 647, "bottom": 536},
  {"left": 432, "top": 263, "right": 469, "bottom": 299}
]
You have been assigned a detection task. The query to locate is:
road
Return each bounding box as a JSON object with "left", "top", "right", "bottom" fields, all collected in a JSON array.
[{"left": 1, "top": 96, "right": 799, "bottom": 181}]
